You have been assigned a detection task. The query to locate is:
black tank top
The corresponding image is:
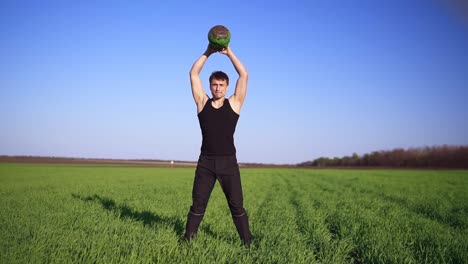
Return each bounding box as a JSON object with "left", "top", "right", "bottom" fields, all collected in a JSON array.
[{"left": 198, "top": 98, "right": 239, "bottom": 156}]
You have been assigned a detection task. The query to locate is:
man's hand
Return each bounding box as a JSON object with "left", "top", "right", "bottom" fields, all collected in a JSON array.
[
  {"left": 219, "top": 46, "right": 231, "bottom": 56},
  {"left": 204, "top": 44, "right": 218, "bottom": 56}
]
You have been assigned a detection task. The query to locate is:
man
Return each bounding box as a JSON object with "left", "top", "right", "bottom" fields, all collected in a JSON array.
[{"left": 184, "top": 43, "right": 251, "bottom": 246}]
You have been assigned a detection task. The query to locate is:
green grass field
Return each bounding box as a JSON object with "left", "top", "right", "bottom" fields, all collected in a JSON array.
[{"left": 1, "top": 163, "right": 467, "bottom": 263}]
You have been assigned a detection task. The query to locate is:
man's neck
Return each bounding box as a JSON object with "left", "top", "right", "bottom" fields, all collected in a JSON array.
[{"left": 211, "top": 97, "right": 225, "bottom": 108}]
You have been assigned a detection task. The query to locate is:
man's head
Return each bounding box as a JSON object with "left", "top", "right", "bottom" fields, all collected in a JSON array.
[{"left": 209, "top": 71, "right": 229, "bottom": 100}]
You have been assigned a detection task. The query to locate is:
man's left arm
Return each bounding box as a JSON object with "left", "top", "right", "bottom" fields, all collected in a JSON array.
[{"left": 222, "top": 47, "right": 248, "bottom": 114}]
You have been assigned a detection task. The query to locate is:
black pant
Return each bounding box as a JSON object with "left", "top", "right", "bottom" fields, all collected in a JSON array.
[{"left": 184, "top": 155, "right": 251, "bottom": 244}]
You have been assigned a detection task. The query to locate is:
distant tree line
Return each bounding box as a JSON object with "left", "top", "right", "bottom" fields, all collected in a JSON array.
[{"left": 298, "top": 145, "right": 468, "bottom": 168}]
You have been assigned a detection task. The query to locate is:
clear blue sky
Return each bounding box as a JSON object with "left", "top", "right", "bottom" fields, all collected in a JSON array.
[{"left": 1, "top": 0, "right": 467, "bottom": 164}]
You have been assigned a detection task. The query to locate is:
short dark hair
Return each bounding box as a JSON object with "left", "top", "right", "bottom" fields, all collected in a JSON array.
[{"left": 209, "top": 71, "right": 229, "bottom": 85}]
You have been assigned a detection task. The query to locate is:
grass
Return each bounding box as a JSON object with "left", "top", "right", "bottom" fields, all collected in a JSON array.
[{"left": 0, "top": 163, "right": 467, "bottom": 263}]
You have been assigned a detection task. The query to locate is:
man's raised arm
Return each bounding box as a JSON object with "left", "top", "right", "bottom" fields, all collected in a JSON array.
[
  {"left": 222, "top": 47, "right": 248, "bottom": 113},
  {"left": 190, "top": 45, "right": 215, "bottom": 113}
]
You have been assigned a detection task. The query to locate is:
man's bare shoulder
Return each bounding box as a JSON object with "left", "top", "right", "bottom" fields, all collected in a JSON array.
[
  {"left": 228, "top": 96, "right": 242, "bottom": 115},
  {"left": 197, "top": 94, "right": 210, "bottom": 114}
]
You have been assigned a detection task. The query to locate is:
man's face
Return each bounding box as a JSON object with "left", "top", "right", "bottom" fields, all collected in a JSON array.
[{"left": 210, "top": 79, "right": 228, "bottom": 100}]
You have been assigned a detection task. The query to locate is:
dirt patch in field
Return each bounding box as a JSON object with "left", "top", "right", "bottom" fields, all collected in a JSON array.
[
  {"left": 0, "top": 156, "right": 197, "bottom": 167},
  {"left": 0, "top": 156, "right": 298, "bottom": 168}
]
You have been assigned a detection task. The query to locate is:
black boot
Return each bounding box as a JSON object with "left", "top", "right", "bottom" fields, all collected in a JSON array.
[
  {"left": 233, "top": 213, "right": 251, "bottom": 247},
  {"left": 184, "top": 211, "right": 204, "bottom": 241}
]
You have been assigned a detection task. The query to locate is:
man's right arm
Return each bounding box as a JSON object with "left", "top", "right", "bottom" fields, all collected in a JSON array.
[{"left": 190, "top": 46, "right": 214, "bottom": 113}]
